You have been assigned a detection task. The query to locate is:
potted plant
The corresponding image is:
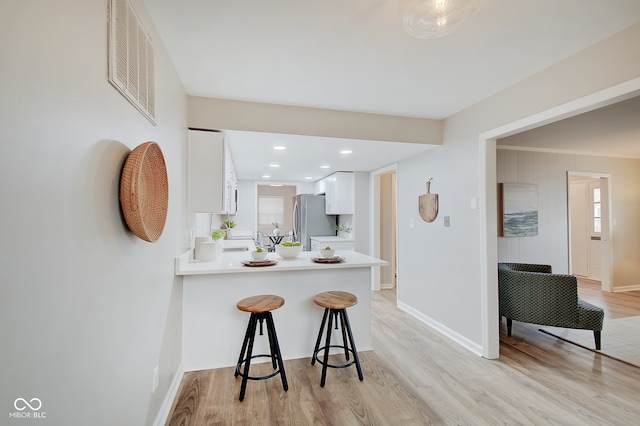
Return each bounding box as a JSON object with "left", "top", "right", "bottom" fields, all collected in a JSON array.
[
  {"left": 335, "top": 224, "right": 353, "bottom": 238},
  {"left": 211, "top": 229, "right": 226, "bottom": 255},
  {"left": 222, "top": 220, "right": 236, "bottom": 229}
]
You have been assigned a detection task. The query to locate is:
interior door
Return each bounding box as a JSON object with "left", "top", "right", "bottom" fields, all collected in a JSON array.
[
  {"left": 568, "top": 174, "right": 611, "bottom": 290},
  {"left": 570, "top": 180, "right": 589, "bottom": 277}
]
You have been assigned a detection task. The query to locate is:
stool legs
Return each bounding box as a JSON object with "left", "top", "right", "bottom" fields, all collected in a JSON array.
[
  {"left": 341, "top": 308, "right": 363, "bottom": 381},
  {"left": 311, "top": 308, "right": 329, "bottom": 367},
  {"left": 235, "top": 312, "right": 288, "bottom": 401},
  {"left": 320, "top": 307, "right": 334, "bottom": 387},
  {"left": 265, "top": 312, "right": 288, "bottom": 392},
  {"left": 312, "top": 307, "right": 363, "bottom": 387}
]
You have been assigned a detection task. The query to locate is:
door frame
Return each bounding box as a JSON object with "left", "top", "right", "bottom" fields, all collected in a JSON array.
[
  {"left": 567, "top": 171, "right": 612, "bottom": 291},
  {"left": 371, "top": 163, "right": 398, "bottom": 293}
]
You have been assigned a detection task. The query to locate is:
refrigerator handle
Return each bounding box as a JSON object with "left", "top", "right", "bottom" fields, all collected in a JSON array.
[{"left": 292, "top": 200, "right": 299, "bottom": 241}]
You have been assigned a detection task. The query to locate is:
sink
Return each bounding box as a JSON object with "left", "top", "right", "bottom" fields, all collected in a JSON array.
[{"left": 223, "top": 247, "right": 249, "bottom": 252}]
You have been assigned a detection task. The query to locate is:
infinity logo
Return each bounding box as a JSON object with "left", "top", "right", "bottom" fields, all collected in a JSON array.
[{"left": 14, "top": 398, "right": 42, "bottom": 411}]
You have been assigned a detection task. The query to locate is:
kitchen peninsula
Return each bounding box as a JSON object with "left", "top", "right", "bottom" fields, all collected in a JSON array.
[{"left": 175, "top": 242, "right": 387, "bottom": 372}]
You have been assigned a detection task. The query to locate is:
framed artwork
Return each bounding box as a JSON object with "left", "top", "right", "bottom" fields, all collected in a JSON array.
[{"left": 499, "top": 183, "right": 538, "bottom": 237}]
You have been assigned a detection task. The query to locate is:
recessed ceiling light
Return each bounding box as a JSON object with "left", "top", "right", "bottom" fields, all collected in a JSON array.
[
  {"left": 320, "top": 165, "right": 330, "bottom": 169},
  {"left": 273, "top": 145, "right": 286, "bottom": 150},
  {"left": 270, "top": 164, "right": 280, "bottom": 168},
  {"left": 305, "top": 176, "right": 313, "bottom": 180},
  {"left": 340, "top": 150, "right": 352, "bottom": 155},
  {"left": 262, "top": 175, "right": 271, "bottom": 178}
]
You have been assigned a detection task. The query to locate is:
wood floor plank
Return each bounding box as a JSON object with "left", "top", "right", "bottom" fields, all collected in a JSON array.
[{"left": 166, "top": 287, "right": 640, "bottom": 425}]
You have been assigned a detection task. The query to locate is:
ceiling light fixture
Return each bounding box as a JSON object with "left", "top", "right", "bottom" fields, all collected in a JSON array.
[
  {"left": 305, "top": 176, "right": 313, "bottom": 180},
  {"left": 262, "top": 175, "right": 271, "bottom": 178},
  {"left": 320, "top": 165, "right": 330, "bottom": 169},
  {"left": 273, "top": 146, "right": 286, "bottom": 150},
  {"left": 269, "top": 164, "right": 280, "bottom": 168},
  {"left": 340, "top": 150, "right": 353, "bottom": 155},
  {"left": 401, "top": 0, "right": 483, "bottom": 39}
]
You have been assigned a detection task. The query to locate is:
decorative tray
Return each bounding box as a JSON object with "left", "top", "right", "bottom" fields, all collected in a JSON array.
[
  {"left": 241, "top": 260, "right": 279, "bottom": 267},
  {"left": 310, "top": 257, "right": 345, "bottom": 264}
]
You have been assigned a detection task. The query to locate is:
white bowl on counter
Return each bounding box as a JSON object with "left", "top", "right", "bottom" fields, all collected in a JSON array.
[
  {"left": 250, "top": 250, "right": 268, "bottom": 261},
  {"left": 319, "top": 248, "right": 335, "bottom": 258},
  {"left": 276, "top": 244, "right": 303, "bottom": 259}
]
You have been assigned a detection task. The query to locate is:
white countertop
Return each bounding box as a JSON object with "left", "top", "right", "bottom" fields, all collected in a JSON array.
[{"left": 175, "top": 249, "right": 386, "bottom": 276}]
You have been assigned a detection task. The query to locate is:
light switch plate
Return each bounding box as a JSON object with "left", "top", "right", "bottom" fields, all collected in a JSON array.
[
  {"left": 409, "top": 219, "right": 415, "bottom": 229},
  {"left": 444, "top": 216, "right": 450, "bottom": 227}
]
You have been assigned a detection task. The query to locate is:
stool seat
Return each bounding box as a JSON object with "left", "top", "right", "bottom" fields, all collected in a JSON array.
[
  {"left": 237, "top": 295, "right": 285, "bottom": 313},
  {"left": 313, "top": 291, "right": 357, "bottom": 310}
]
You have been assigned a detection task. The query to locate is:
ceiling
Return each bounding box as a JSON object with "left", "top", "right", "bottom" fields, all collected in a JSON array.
[
  {"left": 145, "top": 0, "right": 640, "bottom": 179},
  {"left": 223, "top": 130, "right": 437, "bottom": 182},
  {"left": 498, "top": 96, "right": 640, "bottom": 159}
]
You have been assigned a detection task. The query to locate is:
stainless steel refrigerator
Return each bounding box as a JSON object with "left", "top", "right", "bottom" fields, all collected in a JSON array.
[{"left": 292, "top": 194, "right": 336, "bottom": 250}]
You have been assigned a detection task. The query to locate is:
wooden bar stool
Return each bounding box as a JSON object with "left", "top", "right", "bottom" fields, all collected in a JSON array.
[
  {"left": 311, "top": 291, "right": 363, "bottom": 387},
  {"left": 234, "top": 295, "right": 288, "bottom": 401}
]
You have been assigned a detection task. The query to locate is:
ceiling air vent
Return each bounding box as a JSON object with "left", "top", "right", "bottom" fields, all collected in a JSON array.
[{"left": 108, "top": 0, "right": 156, "bottom": 125}]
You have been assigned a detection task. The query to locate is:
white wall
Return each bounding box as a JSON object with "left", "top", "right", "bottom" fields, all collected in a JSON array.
[
  {"left": 0, "top": 1, "right": 187, "bottom": 424},
  {"left": 398, "top": 140, "right": 485, "bottom": 351},
  {"left": 396, "top": 22, "right": 640, "bottom": 356}
]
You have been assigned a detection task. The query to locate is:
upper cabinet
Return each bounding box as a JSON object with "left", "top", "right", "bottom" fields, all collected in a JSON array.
[
  {"left": 314, "top": 176, "right": 327, "bottom": 196},
  {"left": 188, "top": 129, "right": 238, "bottom": 214},
  {"left": 323, "top": 172, "right": 354, "bottom": 214}
]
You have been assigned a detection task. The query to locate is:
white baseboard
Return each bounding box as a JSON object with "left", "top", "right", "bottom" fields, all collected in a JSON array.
[
  {"left": 613, "top": 284, "right": 640, "bottom": 292},
  {"left": 397, "top": 301, "right": 484, "bottom": 357},
  {"left": 380, "top": 282, "right": 395, "bottom": 290},
  {"left": 153, "top": 362, "right": 184, "bottom": 426}
]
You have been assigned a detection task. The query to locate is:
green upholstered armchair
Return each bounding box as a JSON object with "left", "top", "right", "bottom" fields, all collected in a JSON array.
[{"left": 498, "top": 262, "right": 604, "bottom": 349}]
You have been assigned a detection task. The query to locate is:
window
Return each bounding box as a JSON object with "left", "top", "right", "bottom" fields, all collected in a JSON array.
[
  {"left": 593, "top": 187, "right": 601, "bottom": 233},
  {"left": 256, "top": 185, "right": 296, "bottom": 235},
  {"left": 258, "top": 196, "right": 284, "bottom": 226}
]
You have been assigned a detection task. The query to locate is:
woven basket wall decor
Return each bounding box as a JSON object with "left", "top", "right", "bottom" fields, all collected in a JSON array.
[{"left": 119, "top": 141, "right": 168, "bottom": 242}]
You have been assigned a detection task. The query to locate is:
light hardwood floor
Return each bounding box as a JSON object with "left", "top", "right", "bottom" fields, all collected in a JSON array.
[
  {"left": 577, "top": 278, "right": 640, "bottom": 319},
  {"left": 166, "top": 287, "right": 640, "bottom": 425}
]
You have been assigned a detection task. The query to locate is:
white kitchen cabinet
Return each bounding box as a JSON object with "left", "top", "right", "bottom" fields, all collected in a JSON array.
[
  {"left": 314, "top": 176, "right": 327, "bottom": 195},
  {"left": 188, "top": 129, "right": 238, "bottom": 214},
  {"left": 310, "top": 236, "right": 355, "bottom": 251},
  {"left": 324, "top": 172, "right": 354, "bottom": 214},
  {"left": 224, "top": 144, "right": 238, "bottom": 213}
]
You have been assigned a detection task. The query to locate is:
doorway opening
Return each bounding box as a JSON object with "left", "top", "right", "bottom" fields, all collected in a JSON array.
[
  {"left": 256, "top": 184, "right": 296, "bottom": 236},
  {"left": 480, "top": 77, "right": 640, "bottom": 358},
  {"left": 372, "top": 165, "right": 398, "bottom": 293}
]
